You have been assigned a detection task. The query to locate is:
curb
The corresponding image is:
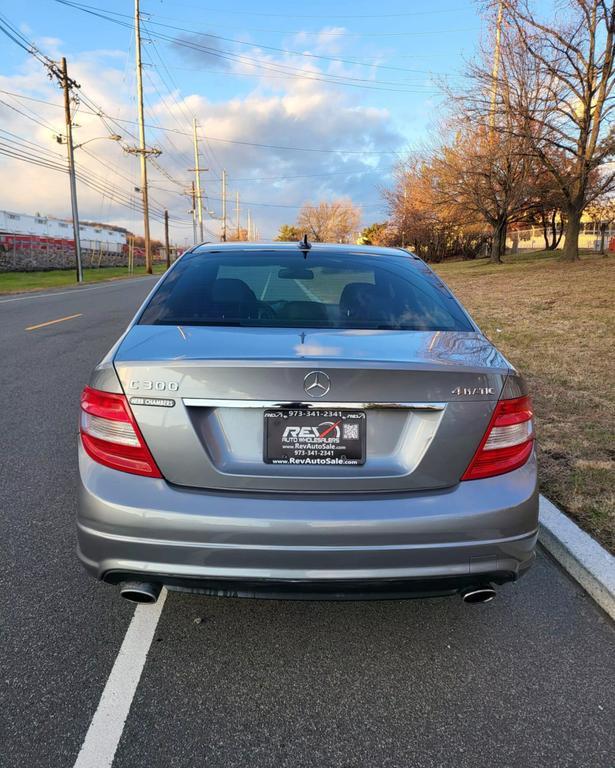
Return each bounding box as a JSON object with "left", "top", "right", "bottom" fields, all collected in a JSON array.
[
  {"left": 0, "top": 273, "right": 159, "bottom": 299},
  {"left": 539, "top": 495, "right": 615, "bottom": 620}
]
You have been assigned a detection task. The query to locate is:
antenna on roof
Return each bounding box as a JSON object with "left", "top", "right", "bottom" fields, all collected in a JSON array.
[{"left": 298, "top": 233, "right": 311, "bottom": 258}]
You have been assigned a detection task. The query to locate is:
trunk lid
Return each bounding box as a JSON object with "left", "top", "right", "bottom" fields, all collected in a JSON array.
[{"left": 113, "top": 326, "right": 511, "bottom": 492}]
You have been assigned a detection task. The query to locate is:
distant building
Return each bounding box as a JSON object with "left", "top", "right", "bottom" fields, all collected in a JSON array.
[
  {"left": 0, "top": 209, "right": 127, "bottom": 252},
  {"left": 507, "top": 212, "right": 615, "bottom": 252}
]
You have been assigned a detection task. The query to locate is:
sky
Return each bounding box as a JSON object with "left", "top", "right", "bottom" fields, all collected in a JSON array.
[{"left": 0, "top": 0, "right": 490, "bottom": 245}]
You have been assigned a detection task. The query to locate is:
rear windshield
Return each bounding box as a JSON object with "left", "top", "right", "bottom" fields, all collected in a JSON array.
[{"left": 138, "top": 249, "right": 473, "bottom": 332}]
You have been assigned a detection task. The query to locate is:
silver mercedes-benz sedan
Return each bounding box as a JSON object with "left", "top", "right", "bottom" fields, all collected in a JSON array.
[{"left": 77, "top": 242, "right": 538, "bottom": 604}]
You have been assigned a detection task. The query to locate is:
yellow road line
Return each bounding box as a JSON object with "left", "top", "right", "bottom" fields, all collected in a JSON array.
[{"left": 25, "top": 313, "right": 83, "bottom": 331}]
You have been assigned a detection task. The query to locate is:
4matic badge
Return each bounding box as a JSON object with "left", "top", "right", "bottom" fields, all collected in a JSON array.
[{"left": 451, "top": 386, "right": 496, "bottom": 396}]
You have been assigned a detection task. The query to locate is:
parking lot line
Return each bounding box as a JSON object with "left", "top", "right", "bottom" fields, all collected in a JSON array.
[
  {"left": 25, "top": 313, "right": 83, "bottom": 331},
  {"left": 72, "top": 589, "right": 168, "bottom": 768}
]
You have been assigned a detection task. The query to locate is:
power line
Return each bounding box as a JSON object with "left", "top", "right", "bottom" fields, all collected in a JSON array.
[
  {"left": 147, "top": 2, "right": 465, "bottom": 20},
  {"left": 143, "top": 181, "right": 386, "bottom": 210},
  {"left": 0, "top": 14, "right": 51, "bottom": 66},
  {"left": 0, "top": 89, "right": 406, "bottom": 155},
  {"left": 159, "top": 63, "right": 440, "bottom": 90},
  {"left": 53, "top": 0, "right": 473, "bottom": 34},
  {"left": 149, "top": 168, "right": 389, "bottom": 187},
  {"left": 142, "top": 27, "right": 227, "bottom": 185},
  {"left": 0, "top": 83, "right": 192, "bottom": 217},
  {"left": 227, "top": 169, "right": 385, "bottom": 182},
  {"left": 53, "top": 1, "right": 455, "bottom": 87},
  {"left": 1, "top": 8, "right": 193, "bottom": 245},
  {"left": 0, "top": 128, "right": 64, "bottom": 159},
  {"left": 0, "top": 130, "right": 190, "bottom": 225},
  {"left": 0, "top": 97, "right": 60, "bottom": 133}
]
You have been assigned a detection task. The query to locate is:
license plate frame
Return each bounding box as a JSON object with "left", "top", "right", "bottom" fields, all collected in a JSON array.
[{"left": 263, "top": 409, "right": 366, "bottom": 466}]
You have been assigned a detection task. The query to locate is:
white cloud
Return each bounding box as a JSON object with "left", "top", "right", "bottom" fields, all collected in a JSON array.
[
  {"left": 0, "top": 28, "right": 405, "bottom": 245},
  {"left": 291, "top": 27, "right": 348, "bottom": 56}
]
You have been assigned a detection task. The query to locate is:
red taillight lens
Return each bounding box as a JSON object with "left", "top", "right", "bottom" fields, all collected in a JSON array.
[
  {"left": 462, "top": 395, "right": 534, "bottom": 481},
  {"left": 80, "top": 386, "right": 162, "bottom": 478}
]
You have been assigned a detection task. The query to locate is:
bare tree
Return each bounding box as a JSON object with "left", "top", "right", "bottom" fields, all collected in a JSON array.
[
  {"left": 495, "top": 1, "right": 615, "bottom": 260},
  {"left": 586, "top": 195, "right": 615, "bottom": 253},
  {"left": 521, "top": 169, "right": 567, "bottom": 250},
  {"left": 428, "top": 123, "right": 535, "bottom": 262},
  {"left": 425, "top": 12, "right": 542, "bottom": 263},
  {"left": 297, "top": 200, "right": 361, "bottom": 243},
  {"left": 383, "top": 155, "right": 490, "bottom": 260},
  {"left": 226, "top": 228, "right": 249, "bottom": 242}
]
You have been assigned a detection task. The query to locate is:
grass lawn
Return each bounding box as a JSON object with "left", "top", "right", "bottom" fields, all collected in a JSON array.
[
  {"left": 0, "top": 263, "right": 168, "bottom": 294},
  {"left": 434, "top": 250, "right": 615, "bottom": 553}
]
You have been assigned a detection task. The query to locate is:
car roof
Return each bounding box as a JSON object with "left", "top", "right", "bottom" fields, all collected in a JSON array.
[{"left": 190, "top": 242, "right": 420, "bottom": 259}]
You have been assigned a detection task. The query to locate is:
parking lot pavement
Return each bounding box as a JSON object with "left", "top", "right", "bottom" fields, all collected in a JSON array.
[
  {"left": 1, "top": 276, "right": 614, "bottom": 768},
  {"left": 0, "top": 277, "right": 157, "bottom": 768},
  {"left": 113, "top": 556, "right": 615, "bottom": 768}
]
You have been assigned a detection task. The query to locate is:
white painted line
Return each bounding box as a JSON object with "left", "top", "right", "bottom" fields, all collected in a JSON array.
[
  {"left": 73, "top": 588, "right": 167, "bottom": 768},
  {"left": 0, "top": 276, "right": 158, "bottom": 304},
  {"left": 539, "top": 495, "right": 615, "bottom": 620},
  {"left": 259, "top": 269, "right": 272, "bottom": 300},
  {"left": 295, "top": 277, "right": 322, "bottom": 303}
]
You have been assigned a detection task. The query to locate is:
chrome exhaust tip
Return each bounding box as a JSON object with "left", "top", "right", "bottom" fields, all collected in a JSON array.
[
  {"left": 461, "top": 586, "right": 496, "bottom": 604},
  {"left": 119, "top": 581, "right": 161, "bottom": 604}
]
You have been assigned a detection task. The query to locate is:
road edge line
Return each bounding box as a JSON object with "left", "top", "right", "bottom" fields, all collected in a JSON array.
[
  {"left": 0, "top": 275, "right": 159, "bottom": 303},
  {"left": 539, "top": 495, "right": 615, "bottom": 620},
  {"left": 72, "top": 588, "right": 167, "bottom": 768}
]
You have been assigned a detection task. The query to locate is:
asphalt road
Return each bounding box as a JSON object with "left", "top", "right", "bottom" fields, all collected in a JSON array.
[{"left": 0, "top": 276, "right": 613, "bottom": 768}]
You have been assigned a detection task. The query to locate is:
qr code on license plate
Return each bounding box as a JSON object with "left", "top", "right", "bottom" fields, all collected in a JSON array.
[{"left": 343, "top": 423, "right": 359, "bottom": 440}]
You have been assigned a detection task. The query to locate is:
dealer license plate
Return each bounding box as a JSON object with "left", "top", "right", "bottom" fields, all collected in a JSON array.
[{"left": 264, "top": 409, "right": 366, "bottom": 465}]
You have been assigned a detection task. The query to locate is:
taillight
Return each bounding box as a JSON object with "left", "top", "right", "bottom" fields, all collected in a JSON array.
[
  {"left": 80, "top": 386, "right": 162, "bottom": 478},
  {"left": 462, "top": 395, "right": 534, "bottom": 481}
]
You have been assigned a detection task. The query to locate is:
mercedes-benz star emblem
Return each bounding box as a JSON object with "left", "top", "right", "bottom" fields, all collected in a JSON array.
[{"left": 304, "top": 371, "right": 331, "bottom": 398}]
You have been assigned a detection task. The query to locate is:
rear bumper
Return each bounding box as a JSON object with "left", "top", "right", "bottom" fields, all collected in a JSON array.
[{"left": 77, "top": 445, "right": 539, "bottom": 597}]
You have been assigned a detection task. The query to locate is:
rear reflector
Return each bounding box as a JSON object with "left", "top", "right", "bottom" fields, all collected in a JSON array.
[
  {"left": 462, "top": 395, "right": 534, "bottom": 481},
  {"left": 80, "top": 386, "right": 162, "bottom": 478}
]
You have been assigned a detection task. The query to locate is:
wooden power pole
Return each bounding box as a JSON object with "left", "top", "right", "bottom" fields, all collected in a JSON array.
[
  {"left": 164, "top": 209, "right": 170, "bottom": 268},
  {"left": 490, "top": 0, "right": 504, "bottom": 131},
  {"left": 60, "top": 57, "right": 83, "bottom": 283},
  {"left": 235, "top": 191, "right": 240, "bottom": 240},
  {"left": 192, "top": 118, "right": 204, "bottom": 242},
  {"left": 134, "top": 0, "right": 153, "bottom": 274},
  {"left": 221, "top": 169, "right": 227, "bottom": 241},
  {"left": 191, "top": 181, "right": 197, "bottom": 245}
]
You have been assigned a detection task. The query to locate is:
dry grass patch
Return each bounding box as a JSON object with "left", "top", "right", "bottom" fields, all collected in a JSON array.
[{"left": 435, "top": 252, "right": 615, "bottom": 553}]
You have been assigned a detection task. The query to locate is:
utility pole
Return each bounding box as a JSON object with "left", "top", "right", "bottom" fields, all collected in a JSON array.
[
  {"left": 247, "top": 209, "right": 252, "bottom": 241},
  {"left": 190, "top": 181, "right": 197, "bottom": 245},
  {"left": 192, "top": 118, "right": 204, "bottom": 242},
  {"left": 124, "top": 2, "right": 161, "bottom": 271},
  {"left": 60, "top": 57, "right": 83, "bottom": 283},
  {"left": 490, "top": 0, "right": 504, "bottom": 131},
  {"left": 221, "top": 169, "right": 227, "bottom": 241},
  {"left": 164, "top": 209, "right": 170, "bottom": 268},
  {"left": 235, "top": 191, "right": 240, "bottom": 240},
  {"left": 135, "top": 0, "right": 153, "bottom": 274}
]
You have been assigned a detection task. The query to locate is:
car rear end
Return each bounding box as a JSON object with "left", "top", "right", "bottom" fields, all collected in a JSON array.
[{"left": 77, "top": 244, "right": 538, "bottom": 602}]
